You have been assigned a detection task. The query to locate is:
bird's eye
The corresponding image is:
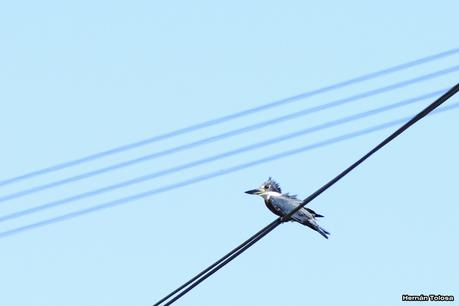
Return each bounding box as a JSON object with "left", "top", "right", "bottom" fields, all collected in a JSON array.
[{"left": 264, "top": 185, "right": 269, "bottom": 189}]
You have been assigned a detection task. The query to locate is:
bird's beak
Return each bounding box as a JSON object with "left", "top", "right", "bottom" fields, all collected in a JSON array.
[{"left": 245, "top": 188, "right": 261, "bottom": 195}]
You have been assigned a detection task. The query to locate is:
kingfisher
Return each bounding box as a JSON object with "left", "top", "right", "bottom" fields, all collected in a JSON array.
[{"left": 245, "top": 177, "right": 330, "bottom": 239}]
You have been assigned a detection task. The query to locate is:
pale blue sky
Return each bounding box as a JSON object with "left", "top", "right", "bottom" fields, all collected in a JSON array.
[{"left": 0, "top": 1, "right": 458, "bottom": 305}]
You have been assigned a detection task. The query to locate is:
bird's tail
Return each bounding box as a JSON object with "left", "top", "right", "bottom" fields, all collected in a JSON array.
[
  {"left": 316, "top": 225, "right": 330, "bottom": 239},
  {"left": 301, "top": 220, "right": 330, "bottom": 239}
]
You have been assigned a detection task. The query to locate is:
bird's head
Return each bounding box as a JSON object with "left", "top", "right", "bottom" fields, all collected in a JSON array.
[{"left": 245, "top": 177, "right": 282, "bottom": 198}]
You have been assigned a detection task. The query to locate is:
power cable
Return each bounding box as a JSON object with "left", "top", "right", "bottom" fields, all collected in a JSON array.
[
  {"left": 161, "top": 219, "right": 282, "bottom": 306},
  {"left": 153, "top": 83, "right": 459, "bottom": 305},
  {"left": 282, "top": 83, "right": 459, "bottom": 219},
  {"left": 0, "top": 88, "right": 446, "bottom": 224},
  {"left": 152, "top": 219, "right": 281, "bottom": 306},
  {"left": 0, "top": 98, "right": 458, "bottom": 240},
  {"left": 1, "top": 48, "right": 457, "bottom": 187},
  {"left": 2, "top": 65, "right": 458, "bottom": 202}
]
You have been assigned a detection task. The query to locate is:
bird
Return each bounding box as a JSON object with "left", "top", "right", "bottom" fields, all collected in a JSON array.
[{"left": 245, "top": 177, "right": 330, "bottom": 239}]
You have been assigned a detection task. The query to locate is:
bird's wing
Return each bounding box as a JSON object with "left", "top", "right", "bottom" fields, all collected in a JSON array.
[{"left": 264, "top": 199, "right": 284, "bottom": 218}]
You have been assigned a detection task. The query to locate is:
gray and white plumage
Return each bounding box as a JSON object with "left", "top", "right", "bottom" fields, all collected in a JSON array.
[{"left": 245, "top": 177, "right": 330, "bottom": 239}]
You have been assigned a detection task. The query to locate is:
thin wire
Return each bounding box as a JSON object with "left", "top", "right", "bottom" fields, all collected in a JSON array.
[
  {"left": 152, "top": 219, "right": 281, "bottom": 306},
  {"left": 0, "top": 89, "right": 446, "bottom": 224},
  {"left": 158, "top": 83, "right": 459, "bottom": 306},
  {"left": 2, "top": 65, "right": 458, "bottom": 202},
  {"left": 1, "top": 48, "right": 457, "bottom": 187},
  {"left": 1, "top": 100, "right": 458, "bottom": 240}
]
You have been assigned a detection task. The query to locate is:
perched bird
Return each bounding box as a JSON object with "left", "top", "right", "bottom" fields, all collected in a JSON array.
[{"left": 245, "top": 177, "right": 330, "bottom": 239}]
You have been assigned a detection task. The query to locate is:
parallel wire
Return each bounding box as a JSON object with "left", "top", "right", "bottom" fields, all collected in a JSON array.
[
  {"left": 161, "top": 220, "right": 282, "bottom": 306},
  {"left": 152, "top": 219, "right": 281, "bottom": 306},
  {"left": 2, "top": 65, "right": 458, "bottom": 202},
  {"left": 281, "top": 84, "right": 459, "bottom": 220},
  {"left": 0, "top": 89, "right": 446, "bottom": 224},
  {"left": 155, "top": 83, "right": 459, "bottom": 306},
  {"left": 1, "top": 48, "right": 458, "bottom": 187},
  {"left": 1, "top": 100, "right": 458, "bottom": 240}
]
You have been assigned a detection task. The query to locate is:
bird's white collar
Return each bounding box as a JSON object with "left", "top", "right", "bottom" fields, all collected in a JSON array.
[{"left": 261, "top": 191, "right": 281, "bottom": 200}]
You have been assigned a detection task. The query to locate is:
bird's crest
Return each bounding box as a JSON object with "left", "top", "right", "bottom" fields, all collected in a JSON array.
[{"left": 261, "top": 177, "right": 282, "bottom": 193}]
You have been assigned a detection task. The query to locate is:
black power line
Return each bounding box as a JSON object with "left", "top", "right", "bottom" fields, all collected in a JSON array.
[
  {"left": 154, "top": 82, "right": 459, "bottom": 305},
  {"left": 283, "top": 82, "right": 459, "bottom": 219},
  {"left": 162, "top": 219, "right": 282, "bottom": 306},
  {"left": 152, "top": 219, "right": 281, "bottom": 306},
  {"left": 1, "top": 48, "right": 457, "bottom": 187}
]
